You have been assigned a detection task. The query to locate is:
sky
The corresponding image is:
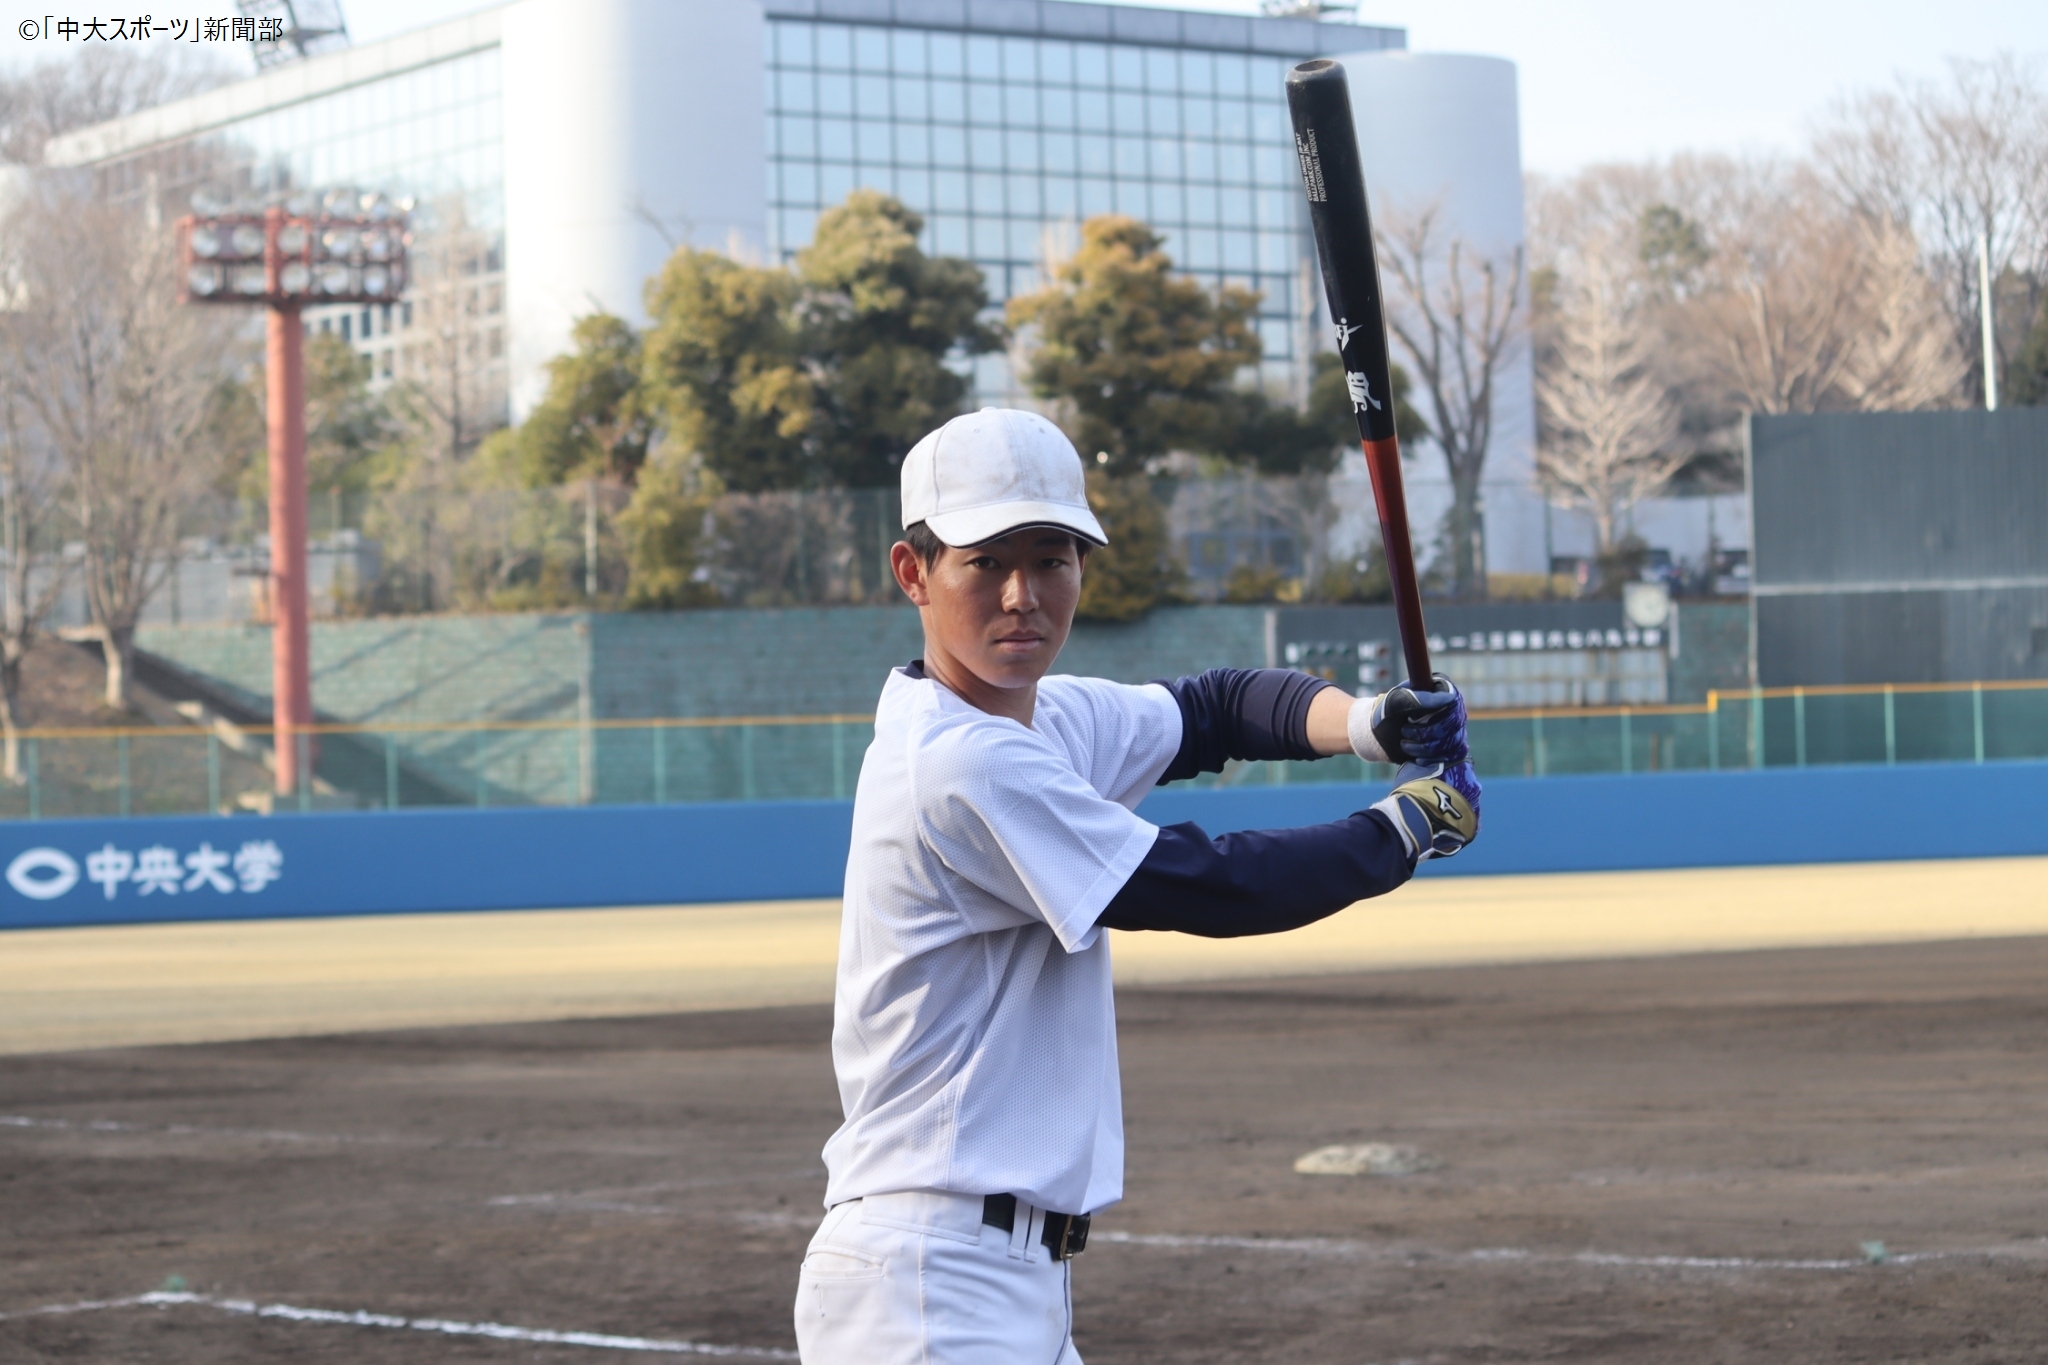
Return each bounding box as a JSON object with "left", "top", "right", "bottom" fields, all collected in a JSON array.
[{"left": 4, "top": 0, "right": 2045, "bottom": 175}]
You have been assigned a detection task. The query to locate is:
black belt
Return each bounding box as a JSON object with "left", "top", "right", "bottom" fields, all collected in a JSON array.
[{"left": 983, "top": 1193, "right": 1090, "bottom": 1260}]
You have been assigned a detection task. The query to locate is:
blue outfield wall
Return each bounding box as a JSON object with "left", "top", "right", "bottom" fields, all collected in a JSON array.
[{"left": 3, "top": 761, "right": 2046, "bottom": 930}]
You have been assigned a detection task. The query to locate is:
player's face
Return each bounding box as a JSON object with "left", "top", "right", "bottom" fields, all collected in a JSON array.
[{"left": 893, "top": 529, "right": 1085, "bottom": 695}]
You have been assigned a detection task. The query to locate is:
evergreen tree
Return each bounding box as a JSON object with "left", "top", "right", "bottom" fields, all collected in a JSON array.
[
  {"left": 640, "top": 191, "right": 993, "bottom": 492},
  {"left": 641, "top": 248, "right": 813, "bottom": 493},
  {"left": 210, "top": 332, "right": 401, "bottom": 500},
  {"left": 799, "top": 190, "right": 1000, "bottom": 486},
  {"left": 485, "top": 313, "right": 654, "bottom": 488},
  {"left": 1075, "top": 471, "right": 1184, "bottom": 622},
  {"left": 2004, "top": 297, "right": 2048, "bottom": 407},
  {"left": 1008, "top": 216, "right": 1262, "bottom": 476},
  {"left": 1637, "top": 203, "right": 1710, "bottom": 296},
  {"left": 1010, "top": 219, "right": 1421, "bottom": 477},
  {"left": 617, "top": 447, "right": 720, "bottom": 609}
]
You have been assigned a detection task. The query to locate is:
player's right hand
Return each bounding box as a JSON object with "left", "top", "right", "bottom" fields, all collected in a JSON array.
[
  {"left": 1369, "top": 674, "right": 1469, "bottom": 766},
  {"left": 1375, "top": 761, "right": 1480, "bottom": 861}
]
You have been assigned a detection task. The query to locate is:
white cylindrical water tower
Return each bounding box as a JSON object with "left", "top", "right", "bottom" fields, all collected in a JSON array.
[
  {"left": 1323, "top": 50, "right": 1544, "bottom": 579},
  {"left": 501, "top": 0, "right": 768, "bottom": 417}
]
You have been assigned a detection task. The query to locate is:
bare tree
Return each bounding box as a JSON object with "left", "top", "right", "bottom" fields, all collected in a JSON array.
[
  {"left": 1375, "top": 203, "right": 1525, "bottom": 599},
  {"left": 391, "top": 198, "right": 509, "bottom": 460},
  {"left": 1533, "top": 156, "right": 1968, "bottom": 422},
  {"left": 1836, "top": 218, "right": 1972, "bottom": 410},
  {"left": 0, "top": 186, "right": 238, "bottom": 708},
  {"left": 0, "top": 50, "right": 235, "bottom": 731},
  {"left": 1681, "top": 168, "right": 1966, "bottom": 415},
  {"left": 0, "top": 387, "right": 71, "bottom": 777},
  {"left": 1813, "top": 54, "right": 2048, "bottom": 395},
  {"left": 368, "top": 199, "right": 510, "bottom": 610},
  {"left": 1536, "top": 230, "right": 1684, "bottom": 556},
  {"left": 0, "top": 45, "right": 237, "bottom": 164}
]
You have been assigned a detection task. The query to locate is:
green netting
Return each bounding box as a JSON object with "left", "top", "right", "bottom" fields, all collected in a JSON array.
[
  {"left": 2, "top": 685, "right": 2045, "bottom": 818},
  {"left": 1189, "top": 686, "right": 2048, "bottom": 789}
]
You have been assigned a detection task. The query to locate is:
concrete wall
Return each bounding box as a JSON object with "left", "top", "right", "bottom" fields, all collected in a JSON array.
[
  {"left": 136, "top": 606, "right": 1274, "bottom": 806},
  {"left": 135, "top": 602, "right": 1747, "bottom": 808},
  {"left": 1669, "top": 601, "right": 1750, "bottom": 702},
  {"left": 142, "top": 604, "right": 1277, "bottom": 727},
  {"left": 138, "top": 615, "right": 597, "bottom": 807},
  {"left": 593, "top": 602, "right": 1276, "bottom": 720},
  {"left": 1749, "top": 410, "right": 2048, "bottom": 686},
  {"left": 139, "top": 615, "right": 589, "bottom": 726},
  {"left": 589, "top": 608, "right": 919, "bottom": 721}
]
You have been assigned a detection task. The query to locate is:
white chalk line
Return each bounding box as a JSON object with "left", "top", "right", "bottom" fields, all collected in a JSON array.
[
  {"left": 1092, "top": 1229, "right": 2048, "bottom": 1271},
  {"left": 4, "top": 1114, "right": 822, "bottom": 1164},
  {"left": 498, "top": 1198, "right": 2024, "bottom": 1275},
  {"left": 719, "top": 1210, "right": 2048, "bottom": 1272},
  {"left": 491, "top": 1169, "right": 828, "bottom": 1214},
  {"left": 716, "top": 1210, "right": 2046, "bottom": 1274},
  {"left": 0, "top": 1293, "right": 154, "bottom": 1322},
  {"left": 0, "top": 1113, "right": 499, "bottom": 1150},
  {"left": 0, "top": 1291, "right": 796, "bottom": 1358},
  {"left": 2, "top": 1114, "right": 774, "bottom": 1164},
  {"left": 495, "top": 1196, "right": 682, "bottom": 1215},
  {"left": 734, "top": 1210, "right": 819, "bottom": 1229}
]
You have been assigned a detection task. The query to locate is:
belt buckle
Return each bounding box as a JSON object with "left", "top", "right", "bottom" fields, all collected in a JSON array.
[{"left": 1048, "top": 1212, "right": 1090, "bottom": 1260}]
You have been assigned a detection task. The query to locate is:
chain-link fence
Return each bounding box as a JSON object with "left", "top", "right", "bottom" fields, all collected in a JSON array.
[{"left": 5, "top": 678, "right": 2044, "bottom": 820}]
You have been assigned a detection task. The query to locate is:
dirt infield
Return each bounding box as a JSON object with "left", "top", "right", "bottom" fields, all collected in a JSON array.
[
  {"left": 4, "top": 936, "right": 2046, "bottom": 1364},
  {"left": 10, "top": 855, "right": 2048, "bottom": 1054}
]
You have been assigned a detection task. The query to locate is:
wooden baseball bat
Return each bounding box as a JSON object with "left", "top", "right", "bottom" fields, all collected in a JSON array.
[{"left": 1284, "top": 58, "right": 1434, "bottom": 690}]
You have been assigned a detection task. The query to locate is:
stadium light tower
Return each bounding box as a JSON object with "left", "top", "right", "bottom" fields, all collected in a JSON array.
[
  {"left": 236, "top": 0, "right": 353, "bottom": 68},
  {"left": 179, "top": 190, "right": 408, "bottom": 798}
]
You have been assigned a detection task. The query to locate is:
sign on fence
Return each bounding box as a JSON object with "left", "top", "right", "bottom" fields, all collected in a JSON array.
[{"left": 0, "top": 802, "right": 857, "bottom": 930}]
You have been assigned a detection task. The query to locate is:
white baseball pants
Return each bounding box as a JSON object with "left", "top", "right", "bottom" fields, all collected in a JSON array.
[{"left": 794, "top": 1190, "right": 1083, "bottom": 1364}]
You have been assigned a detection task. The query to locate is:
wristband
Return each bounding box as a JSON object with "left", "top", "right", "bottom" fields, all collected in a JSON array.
[{"left": 1345, "top": 693, "right": 1389, "bottom": 764}]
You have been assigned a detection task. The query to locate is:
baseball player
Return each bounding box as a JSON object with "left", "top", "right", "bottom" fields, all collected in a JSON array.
[{"left": 796, "top": 408, "right": 1479, "bottom": 1364}]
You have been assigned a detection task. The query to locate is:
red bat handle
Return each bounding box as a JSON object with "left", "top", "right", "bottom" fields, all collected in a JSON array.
[{"left": 1362, "top": 435, "right": 1433, "bottom": 689}]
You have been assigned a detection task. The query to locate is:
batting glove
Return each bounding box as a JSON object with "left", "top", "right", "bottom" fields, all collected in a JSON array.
[
  {"left": 1373, "top": 761, "right": 1480, "bottom": 862},
  {"left": 1348, "top": 673, "right": 1470, "bottom": 766},
  {"left": 1439, "top": 758, "right": 1483, "bottom": 816}
]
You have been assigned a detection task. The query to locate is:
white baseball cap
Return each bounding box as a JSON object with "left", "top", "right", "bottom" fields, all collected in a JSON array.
[{"left": 900, "top": 408, "right": 1108, "bottom": 548}]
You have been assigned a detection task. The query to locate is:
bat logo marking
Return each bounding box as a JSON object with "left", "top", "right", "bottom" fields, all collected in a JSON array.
[
  {"left": 1294, "top": 130, "right": 1327, "bottom": 202},
  {"left": 1345, "top": 371, "right": 1383, "bottom": 414},
  {"left": 1333, "top": 317, "right": 1365, "bottom": 350}
]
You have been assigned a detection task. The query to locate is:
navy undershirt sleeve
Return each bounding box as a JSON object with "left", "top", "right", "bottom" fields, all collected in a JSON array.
[
  {"left": 1156, "top": 667, "right": 1337, "bottom": 784},
  {"left": 1096, "top": 810, "right": 1414, "bottom": 939}
]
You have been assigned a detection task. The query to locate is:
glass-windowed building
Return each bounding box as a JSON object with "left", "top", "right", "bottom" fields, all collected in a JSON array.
[
  {"left": 760, "top": 6, "right": 1395, "bottom": 397},
  {"left": 47, "top": 0, "right": 1396, "bottom": 422},
  {"left": 44, "top": 0, "right": 1545, "bottom": 574}
]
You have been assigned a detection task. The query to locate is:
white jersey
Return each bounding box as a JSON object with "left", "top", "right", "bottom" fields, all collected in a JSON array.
[{"left": 821, "top": 666, "right": 1182, "bottom": 1216}]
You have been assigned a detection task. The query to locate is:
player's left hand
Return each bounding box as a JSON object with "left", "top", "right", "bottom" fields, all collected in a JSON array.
[
  {"left": 1367, "top": 673, "right": 1469, "bottom": 766},
  {"left": 1376, "top": 760, "right": 1480, "bottom": 861},
  {"left": 1440, "top": 758, "right": 1482, "bottom": 818}
]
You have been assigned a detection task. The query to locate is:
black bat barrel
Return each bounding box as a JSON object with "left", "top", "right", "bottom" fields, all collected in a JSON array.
[
  {"left": 1284, "top": 59, "right": 1398, "bottom": 446},
  {"left": 1285, "top": 57, "right": 1434, "bottom": 691}
]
